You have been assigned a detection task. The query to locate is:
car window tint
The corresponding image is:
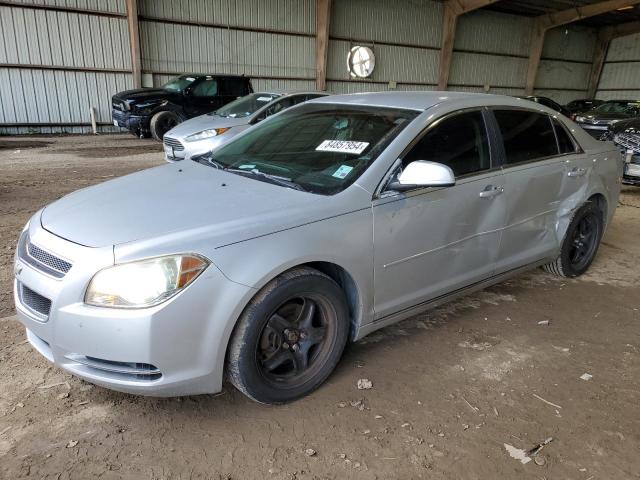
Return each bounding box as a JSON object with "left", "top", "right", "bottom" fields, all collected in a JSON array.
[
  {"left": 494, "top": 110, "right": 558, "bottom": 164},
  {"left": 402, "top": 110, "right": 490, "bottom": 177},
  {"left": 553, "top": 118, "right": 577, "bottom": 154},
  {"left": 192, "top": 78, "right": 218, "bottom": 97},
  {"left": 220, "top": 78, "right": 250, "bottom": 97}
]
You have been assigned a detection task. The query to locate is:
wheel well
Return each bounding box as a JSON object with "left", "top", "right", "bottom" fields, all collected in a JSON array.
[
  {"left": 304, "top": 262, "right": 360, "bottom": 341},
  {"left": 588, "top": 193, "right": 607, "bottom": 223}
]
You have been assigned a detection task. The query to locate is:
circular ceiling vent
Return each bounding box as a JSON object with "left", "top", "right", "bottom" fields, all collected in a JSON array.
[{"left": 347, "top": 46, "right": 375, "bottom": 78}]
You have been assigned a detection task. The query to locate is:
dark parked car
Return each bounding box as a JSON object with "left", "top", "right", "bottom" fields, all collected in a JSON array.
[
  {"left": 517, "top": 96, "right": 571, "bottom": 117},
  {"left": 112, "top": 74, "right": 253, "bottom": 140},
  {"left": 575, "top": 100, "right": 640, "bottom": 139},
  {"left": 609, "top": 117, "right": 640, "bottom": 185},
  {"left": 565, "top": 99, "right": 604, "bottom": 116}
]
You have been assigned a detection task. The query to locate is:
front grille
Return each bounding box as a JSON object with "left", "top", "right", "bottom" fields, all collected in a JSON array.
[
  {"left": 163, "top": 136, "right": 184, "bottom": 151},
  {"left": 614, "top": 133, "right": 640, "bottom": 154},
  {"left": 65, "top": 354, "right": 162, "bottom": 381},
  {"left": 19, "top": 283, "right": 52, "bottom": 319},
  {"left": 19, "top": 233, "right": 72, "bottom": 278}
]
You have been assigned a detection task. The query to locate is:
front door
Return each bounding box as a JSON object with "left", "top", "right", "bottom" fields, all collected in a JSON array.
[
  {"left": 184, "top": 77, "right": 222, "bottom": 116},
  {"left": 372, "top": 109, "right": 506, "bottom": 320}
]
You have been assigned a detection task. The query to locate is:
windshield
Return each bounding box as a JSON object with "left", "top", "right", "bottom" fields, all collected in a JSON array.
[
  {"left": 162, "top": 75, "right": 198, "bottom": 92},
  {"left": 593, "top": 101, "right": 640, "bottom": 115},
  {"left": 212, "top": 93, "right": 282, "bottom": 118},
  {"left": 196, "top": 104, "right": 418, "bottom": 195}
]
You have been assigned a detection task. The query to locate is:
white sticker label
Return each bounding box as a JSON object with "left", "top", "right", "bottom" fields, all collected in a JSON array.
[
  {"left": 332, "top": 165, "right": 353, "bottom": 179},
  {"left": 257, "top": 96, "right": 274, "bottom": 102},
  {"left": 316, "top": 140, "right": 369, "bottom": 155},
  {"left": 238, "top": 164, "right": 256, "bottom": 169}
]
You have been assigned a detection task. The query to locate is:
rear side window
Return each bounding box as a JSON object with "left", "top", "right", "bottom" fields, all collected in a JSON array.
[
  {"left": 220, "top": 77, "right": 251, "bottom": 97},
  {"left": 552, "top": 118, "right": 578, "bottom": 154},
  {"left": 493, "top": 110, "right": 558, "bottom": 164},
  {"left": 403, "top": 110, "right": 490, "bottom": 177}
]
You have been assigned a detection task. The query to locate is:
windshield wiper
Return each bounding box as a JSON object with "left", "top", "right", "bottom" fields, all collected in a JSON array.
[
  {"left": 226, "top": 168, "right": 307, "bottom": 192},
  {"left": 192, "top": 152, "right": 225, "bottom": 169}
]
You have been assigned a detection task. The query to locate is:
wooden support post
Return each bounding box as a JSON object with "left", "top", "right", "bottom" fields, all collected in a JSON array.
[
  {"left": 524, "top": 0, "right": 640, "bottom": 95},
  {"left": 126, "top": 0, "right": 142, "bottom": 89},
  {"left": 315, "top": 0, "right": 331, "bottom": 91},
  {"left": 437, "top": 0, "right": 500, "bottom": 91},
  {"left": 587, "top": 36, "right": 609, "bottom": 99}
]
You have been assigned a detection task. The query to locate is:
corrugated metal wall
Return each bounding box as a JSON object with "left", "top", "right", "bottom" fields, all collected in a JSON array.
[
  {"left": 327, "top": 0, "right": 441, "bottom": 94},
  {"left": 596, "top": 32, "right": 640, "bottom": 100},
  {"left": 0, "top": 2, "right": 131, "bottom": 134},
  {"left": 0, "top": 0, "right": 621, "bottom": 134},
  {"left": 138, "top": 0, "right": 316, "bottom": 91}
]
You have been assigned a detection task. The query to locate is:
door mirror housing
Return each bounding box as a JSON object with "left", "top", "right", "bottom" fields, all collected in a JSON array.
[{"left": 388, "top": 161, "right": 455, "bottom": 192}]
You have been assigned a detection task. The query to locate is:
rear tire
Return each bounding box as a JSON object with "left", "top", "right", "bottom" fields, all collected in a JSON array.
[
  {"left": 150, "top": 111, "right": 180, "bottom": 141},
  {"left": 227, "top": 267, "right": 349, "bottom": 404},
  {"left": 542, "top": 201, "right": 603, "bottom": 277}
]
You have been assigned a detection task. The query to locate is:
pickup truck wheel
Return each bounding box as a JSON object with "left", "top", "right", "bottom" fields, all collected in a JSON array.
[
  {"left": 542, "top": 201, "right": 603, "bottom": 277},
  {"left": 227, "top": 267, "right": 349, "bottom": 404},
  {"left": 149, "top": 111, "right": 179, "bottom": 141}
]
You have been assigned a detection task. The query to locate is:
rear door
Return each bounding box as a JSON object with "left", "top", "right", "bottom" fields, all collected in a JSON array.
[{"left": 490, "top": 109, "right": 566, "bottom": 272}]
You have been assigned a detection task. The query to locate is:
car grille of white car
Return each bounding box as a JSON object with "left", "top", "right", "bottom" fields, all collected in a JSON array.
[
  {"left": 615, "top": 133, "right": 640, "bottom": 154},
  {"left": 19, "top": 233, "right": 72, "bottom": 278},
  {"left": 18, "top": 282, "right": 52, "bottom": 319},
  {"left": 163, "top": 136, "right": 184, "bottom": 151}
]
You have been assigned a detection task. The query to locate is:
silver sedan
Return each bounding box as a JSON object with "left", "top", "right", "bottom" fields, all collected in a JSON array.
[
  {"left": 162, "top": 91, "right": 329, "bottom": 162},
  {"left": 14, "top": 92, "right": 621, "bottom": 404}
]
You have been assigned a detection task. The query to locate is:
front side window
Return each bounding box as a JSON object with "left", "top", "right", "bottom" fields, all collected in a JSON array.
[
  {"left": 197, "top": 104, "right": 418, "bottom": 195},
  {"left": 192, "top": 78, "right": 218, "bottom": 97},
  {"left": 213, "top": 93, "right": 281, "bottom": 118},
  {"left": 553, "top": 118, "right": 578, "bottom": 154},
  {"left": 403, "top": 110, "right": 490, "bottom": 177},
  {"left": 493, "top": 110, "right": 558, "bottom": 164}
]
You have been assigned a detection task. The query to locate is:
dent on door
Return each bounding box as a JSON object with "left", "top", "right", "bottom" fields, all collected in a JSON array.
[{"left": 372, "top": 172, "right": 506, "bottom": 321}]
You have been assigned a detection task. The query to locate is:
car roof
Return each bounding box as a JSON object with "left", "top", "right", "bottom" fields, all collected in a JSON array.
[
  {"left": 309, "top": 91, "right": 546, "bottom": 111},
  {"left": 255, "top": 90, "right": 330, "bottom": 97},
  {"left": 179, "top": 73, "right": 248, "bottom": 79}
]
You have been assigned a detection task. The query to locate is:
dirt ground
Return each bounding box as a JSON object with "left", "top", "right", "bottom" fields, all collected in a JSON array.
[{"left": 0, "top": 135, "right": 639, "bottom": 480}]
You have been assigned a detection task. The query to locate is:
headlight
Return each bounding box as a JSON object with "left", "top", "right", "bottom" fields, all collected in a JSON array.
[
  {"left": 575, "top": 116, "right": 586, "bottom": 122},
  {"left": 85, "top": 254, "right": 208, "bottom": 308},
  {"left": 185, "top": 128, "right": 229, "bottom": 142}
]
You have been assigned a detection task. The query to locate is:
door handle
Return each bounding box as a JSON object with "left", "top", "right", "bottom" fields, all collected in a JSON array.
[
  {"left": 567, "top": 167, "right": 587, "bottom": 177},
  {"left": 479, "top": 185, "right": 504, "bottom": 198}
]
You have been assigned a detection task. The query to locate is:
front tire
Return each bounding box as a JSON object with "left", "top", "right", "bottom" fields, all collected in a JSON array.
[
  {"left": 227, "top": 267, "right": 349, "bottom": 404},
  {"left": 149, "top": 111, "right": 180, "bottom": 141},
  {"left": 542, "top": 201, "right": 603, "bottom": 277}
]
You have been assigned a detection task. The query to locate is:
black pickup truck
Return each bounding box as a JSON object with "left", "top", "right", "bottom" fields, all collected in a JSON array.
[{"left": 112, "top": 74, "right": 253, "bottom": 140}]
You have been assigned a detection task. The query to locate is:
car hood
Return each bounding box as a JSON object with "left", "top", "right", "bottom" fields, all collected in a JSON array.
[
  {"left": 113, "top": 88, "right": 179, "bottom": 103},
  {"left": 611, "top": 118, "right": 640, "bottom": 135},
  {"left": 40, "top": 162, "right": 362, "bottom": 249},
  {"left": 165, "top": 113, "right": 249, "bottom": 139},
  {"left": 579, "top": 112, "right": 634, "bottom": 122}
]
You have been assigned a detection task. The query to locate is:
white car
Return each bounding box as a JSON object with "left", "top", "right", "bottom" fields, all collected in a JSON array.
[{"left": 162, "top": 91, "right": 329, "bottom": 162}]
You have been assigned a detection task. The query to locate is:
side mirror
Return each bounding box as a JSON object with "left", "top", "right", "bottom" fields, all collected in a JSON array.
[{"left": 388, "top": 161, "right": 455, "bottom": 192}]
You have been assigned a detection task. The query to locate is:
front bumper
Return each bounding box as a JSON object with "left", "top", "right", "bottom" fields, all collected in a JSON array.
[
  {"left": 14, "top": 220, "right": 254, "bottom": 396},
  {"left": 163, "top": 136, "right": 227, "bottom": 163},
  {"left": 623, "top": 158, "right": 640, "bottom": 185},
  {"left": 112, "top": 109, "right": 149, "bottom": 134}
]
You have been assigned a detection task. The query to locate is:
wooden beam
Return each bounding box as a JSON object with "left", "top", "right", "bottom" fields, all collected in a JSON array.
[
  {"left": 525, "top": 0, "right": 640, "bottom": 94},
  {"left": 587, "top": 21, "right": 640, "bottom": 98},
  {"left": 315, "top": 0, "right": 331, "bottom": 91},
  {"left": 437, "top": 0, "right": 500, "bottom": 90},
  {"left": 587, "top": 35, "right": 609, "bottom": 98},
  {"left": 125, "top": 0, "right": 142, "bottom": 89}
]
